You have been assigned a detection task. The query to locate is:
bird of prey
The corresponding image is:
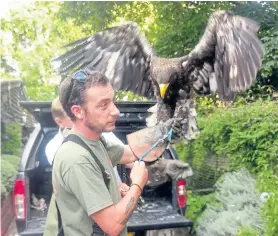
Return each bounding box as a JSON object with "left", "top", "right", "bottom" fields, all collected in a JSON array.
[{"left": 53, "top": 10, "right": 264, "bottom": 141}]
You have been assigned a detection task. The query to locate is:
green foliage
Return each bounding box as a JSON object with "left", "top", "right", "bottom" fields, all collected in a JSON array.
[
  {"left": 115, "top": 91, "right": 149, "bottom": 102},
  {"left": 177, "top": 101, "right": 278, "bottom": 172},
  {"left": 257, "top": 167, "right": 278, "bottom": 236},
  {"left": 175, "top": 101, "right": 278, "bottom": 235},
  {"left": 196, "top": 169, "right": 265, "bottom": 236},
  {"left": 1, "top": 123, "right": 21, "bottom": 195},
  {"left": 57, "top": 1, "right": 116, "bottom": 33},
  {"left": 1, "top": 1, "right": 88, "bottom": 100},
  {"left": 109, "top": 2, "right": 233, "bottom": 57},
  {"left": 2, "top": 2, "right": 277, "bottom": 101},
  {"left": 236, "top": 226, "right": 259, "bottom": 236},
  {"left": 1, "top": 155, "right": 20, "bottom": 195},
  {"left": 1, "top": 122, "right": 21, "bottom": 156},
  {"left": 186, "top": 192, "right": 215, "bottom": 229}
]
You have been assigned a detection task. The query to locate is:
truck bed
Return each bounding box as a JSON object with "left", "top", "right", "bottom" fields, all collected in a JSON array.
[
  {"left": 20, "top": 198, "right": 193, "bottom": 235},
  {"left": 128, "top": 198, "right": 193, "bottom": 232}
]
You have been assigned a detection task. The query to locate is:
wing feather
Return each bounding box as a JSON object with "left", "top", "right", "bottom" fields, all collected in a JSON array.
[
  {"left": 53, "top": 22, "right": 155, "bottom": 98},
  {"left": 184, "top": 11, "right": 264, "bottom": 100}
]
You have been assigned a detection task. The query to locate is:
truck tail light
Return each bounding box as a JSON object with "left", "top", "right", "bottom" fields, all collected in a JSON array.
[
  {"left": 177, "top": 179, "right": 187, "bottom": 208},
  {"left": 13, "top": 179, "right": 26, "bottom": 220}
]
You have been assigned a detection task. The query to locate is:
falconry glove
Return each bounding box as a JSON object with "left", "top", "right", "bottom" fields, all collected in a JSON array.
[
  {"left": 163, "top": 118, "right": 183, "bottom": 144},
  {"left": 149, "top": 158, "right": 193, "bottom": 182}
]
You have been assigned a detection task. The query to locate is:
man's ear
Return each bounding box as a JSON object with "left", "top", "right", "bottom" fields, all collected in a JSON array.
[
  {"left": 71, "top": 105, "right": 84, "bottom": 120},
  {"left": 54, "top": 117, "right": 63, "bottom": 128}
]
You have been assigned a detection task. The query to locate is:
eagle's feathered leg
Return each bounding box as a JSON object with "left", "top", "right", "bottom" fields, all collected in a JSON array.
[{"left": 173, "top": 90, "right": 200, "bottom": 140}]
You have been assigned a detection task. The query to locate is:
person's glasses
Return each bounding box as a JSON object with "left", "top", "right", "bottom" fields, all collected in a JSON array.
[
  {"left": 71, "top": 68, "right": 91, "bottom": 83},
  {"left": 65, "top": 67, "right": 92, "bottom": 103}
]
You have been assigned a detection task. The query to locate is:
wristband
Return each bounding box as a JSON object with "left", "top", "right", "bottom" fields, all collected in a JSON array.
[{"left": 131, "top": 183, "right": 143, "bottom": 193}]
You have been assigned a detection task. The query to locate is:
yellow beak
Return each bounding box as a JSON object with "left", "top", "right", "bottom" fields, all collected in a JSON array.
[{"left": 159, "top": 83, "right": 169, "bottom": 99}]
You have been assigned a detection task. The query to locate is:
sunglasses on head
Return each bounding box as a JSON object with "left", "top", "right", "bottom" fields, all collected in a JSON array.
[
  {"left": 71, "top": 67, "right": 92, "bottom": 83},
  {"left": 65, "top": 67, "right": 92, "bottom": 102}
]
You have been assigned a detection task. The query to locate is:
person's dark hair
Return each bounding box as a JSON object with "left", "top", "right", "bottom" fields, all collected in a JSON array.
[{"left": 59, "top": 71, "right": 109, "bottom": 120}]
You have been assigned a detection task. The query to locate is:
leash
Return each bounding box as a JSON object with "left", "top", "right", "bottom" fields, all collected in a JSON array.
[{"left": 138, "top": 128, "right": 173, "bottom": 163}]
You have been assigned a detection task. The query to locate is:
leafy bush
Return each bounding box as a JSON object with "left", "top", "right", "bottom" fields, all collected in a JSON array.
[
  {"left": 1, "top": 155, "right": 20, "bottom": 195},
  {"left": 1, "top": 122, "right": 21, "bottom": 156},
  {"left": 1, "top": 123, "right": 21, "bottom": 195},
  {"left": 175, "top": 101, "right": 278, "bottom": 235},
  {"left": 257, "top": 167, "right": 278, "bottom": 236},
  {"left": 186, "top": 192, "right": 215, "bottom": 230},
  {"left": 196, "top": 169, "right": 265, "bottom": 236},
  {"left": 176, "top": 101, "right": 278, "bottom": 173}
]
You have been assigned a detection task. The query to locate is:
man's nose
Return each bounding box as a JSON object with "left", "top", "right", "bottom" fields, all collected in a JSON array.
[{"left": 110, "top": 103, "right": 120, "bottom": 116}]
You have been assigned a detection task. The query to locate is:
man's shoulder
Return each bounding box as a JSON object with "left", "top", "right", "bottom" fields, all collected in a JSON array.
[{"left": 54, "top": 140, "right": 91, "bottom": 165}]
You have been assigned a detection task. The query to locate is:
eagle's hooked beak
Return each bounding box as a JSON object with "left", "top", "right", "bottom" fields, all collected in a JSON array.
[{"left": 159, "top": 83, "right": 169, "bottom": 99}]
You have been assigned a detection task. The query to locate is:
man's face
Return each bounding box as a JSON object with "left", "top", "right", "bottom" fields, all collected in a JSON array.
[{"left": 83, "top": 83, "right": 120, "bottom": 133}]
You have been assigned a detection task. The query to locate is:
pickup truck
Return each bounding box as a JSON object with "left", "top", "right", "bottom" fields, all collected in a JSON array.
[{"left": 13, "top": 101, "right": 193, "bottom": 236}]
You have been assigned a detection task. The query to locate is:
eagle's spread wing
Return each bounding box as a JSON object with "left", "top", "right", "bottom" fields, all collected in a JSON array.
[
  {"left": 53, "top": 22, "right": 155, "bottom": 97},
  {"left": 183, "top": 11, "right": 264, "bottom": 100}
]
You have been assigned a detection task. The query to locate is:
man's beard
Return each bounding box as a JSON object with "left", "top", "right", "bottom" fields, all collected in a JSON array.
[{"left": 84, "top": 109, "right": 102, "bottom": 133}]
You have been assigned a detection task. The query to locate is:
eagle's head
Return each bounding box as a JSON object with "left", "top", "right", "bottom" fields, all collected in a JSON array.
[{"left": 150, "top": 56, "right": 185, "bottom": 102}]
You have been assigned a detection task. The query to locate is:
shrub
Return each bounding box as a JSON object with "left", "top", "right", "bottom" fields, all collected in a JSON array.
[
  {"left": 175, "top": 101, "right": 278, "bottom": 235},
  {"left": 1, "top": 155, "right": 20, "bottom": 195},
  {"left": 176, "top": 101, "right": 278, "bottom": 172},
  {"left": 186, "top": 192, "right": 215, "bottom": 230},
  {"left": 257, "top": 167, "right": 278, "bottom": 236},
  {"left": 1, "top": 122, "right": 22, "bottom": 156},
  {"left": 196, "top": 169, "right": 265, "bottom": 236}
]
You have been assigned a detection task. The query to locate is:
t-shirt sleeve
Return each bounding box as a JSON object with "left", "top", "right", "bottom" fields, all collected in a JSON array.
[
  {"left": 62, "top": 158, "right": 113, "bottom": 216},
  {"left": 102, "top": 133, "right": 124, "bottom": 166}
]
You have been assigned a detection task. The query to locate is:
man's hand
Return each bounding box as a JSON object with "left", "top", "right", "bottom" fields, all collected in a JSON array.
[
  {"left": 118, "top": 183, "right": 130, "bottom": 198},
  {"left": 130, "top": 161, "right": 148, "bottom": 192}
]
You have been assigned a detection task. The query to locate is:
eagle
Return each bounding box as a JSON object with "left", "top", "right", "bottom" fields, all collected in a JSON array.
[{"left": 53, "top": 11, "right": 264, "bottom": 141}]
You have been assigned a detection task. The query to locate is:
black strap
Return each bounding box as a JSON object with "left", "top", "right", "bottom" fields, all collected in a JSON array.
[
  {"left": 55, "top": 201, "right": 64, "bottom": 236},
  {"left": 54, "top": 134, "right": 110, "bottom": 236},
  {"left": 63, "top": 134, "right": 111, "bottom": 187}
]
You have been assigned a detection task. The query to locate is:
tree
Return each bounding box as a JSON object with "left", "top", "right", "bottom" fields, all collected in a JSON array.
[
  {"left": 1, "top": 1, "right": 88, "bottom": 100},
  {"left": 1, "top": 1, "right": 277, "bottom": 101}
]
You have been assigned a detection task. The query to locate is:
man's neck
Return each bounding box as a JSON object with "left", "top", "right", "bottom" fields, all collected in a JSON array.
[{"left": 72, "top": 123, "right": 101, "bottom": 140}]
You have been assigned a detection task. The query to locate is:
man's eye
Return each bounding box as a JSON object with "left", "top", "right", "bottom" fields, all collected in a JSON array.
[{"left": 100, "top": 103, "right": 107, "bottom": 108}]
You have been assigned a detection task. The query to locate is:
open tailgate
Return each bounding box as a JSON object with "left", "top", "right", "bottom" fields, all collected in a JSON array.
[
  {"left": 19, "top": 199, "right": 193, "bottom": 235},
  {"left": 127, "top": 198, "right": 193, "bottom": 232}
]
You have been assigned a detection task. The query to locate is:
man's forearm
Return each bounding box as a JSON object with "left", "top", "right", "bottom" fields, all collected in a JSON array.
[
  {"left": 114, "top": 185, "right": 141, "bottom": 229},
  {"left": 91, "top": 184, "right": 142, "bottom": 236}
]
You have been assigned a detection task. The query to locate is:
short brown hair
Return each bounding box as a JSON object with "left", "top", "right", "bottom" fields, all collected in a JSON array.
[
  {"left": 59, "top": 71, "right": 109, "bottom": 120},
  {"left": 51, "top": 97, "right": 67, "bottom": 120}
]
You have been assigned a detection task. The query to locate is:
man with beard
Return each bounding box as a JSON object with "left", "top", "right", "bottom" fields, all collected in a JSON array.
[
  {"left": 45, "top": 97, "right": 126, "bottom": 186},
  {"left": 44, "top": 97, "right": 130, "bottom": 236},
  {"left": 44, "top": 70, "right": 145, "bottom": 236},
  {"left": 45, "top": 69, "right": 181, "bottom": 236}
]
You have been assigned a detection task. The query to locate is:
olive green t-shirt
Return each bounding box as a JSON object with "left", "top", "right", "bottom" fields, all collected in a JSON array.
[{"left": 44, "top": 130, "right": 126, "bottom": 236}]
